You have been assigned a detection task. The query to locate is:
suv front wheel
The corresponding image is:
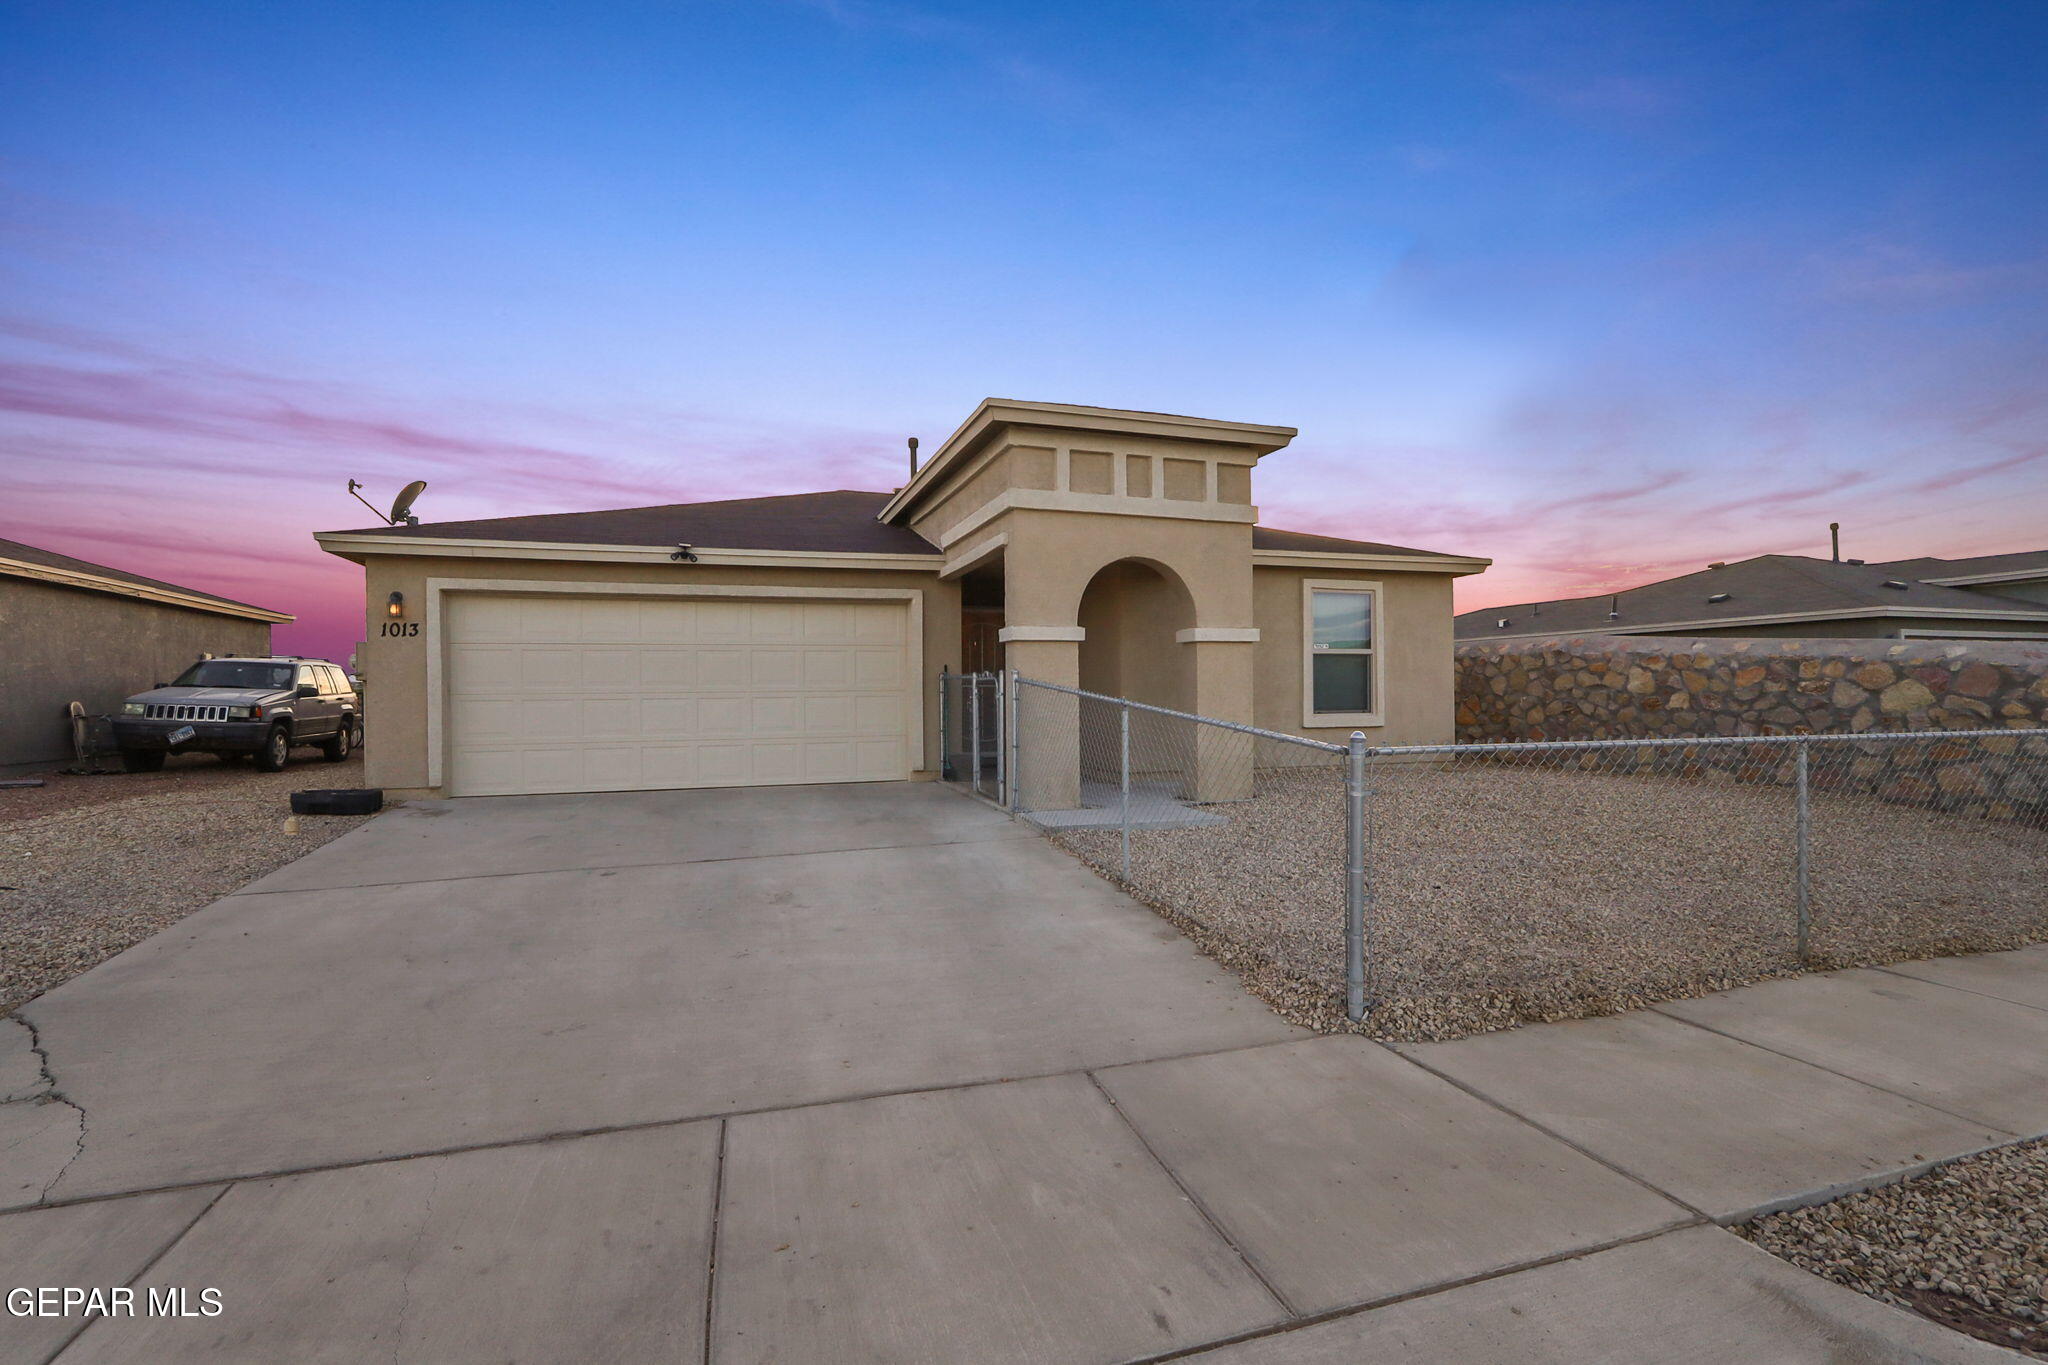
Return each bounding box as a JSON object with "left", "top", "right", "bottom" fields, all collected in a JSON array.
[{"left": 253, "top": 725, "right": 292, "bottom": 773}]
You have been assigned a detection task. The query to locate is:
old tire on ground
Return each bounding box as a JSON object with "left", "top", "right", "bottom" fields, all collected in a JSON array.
[
  {"left": 119, "top": 749, "right": 165, "bottom": 773},
  {"left": 291, "top": 788, "right": 383, "bottom": 816},
  {"left": 320, "top": 723, "right": 353, "bottom": 763},
  {"left": 253, "top": 725, "right": 291, "bottom": 773}
]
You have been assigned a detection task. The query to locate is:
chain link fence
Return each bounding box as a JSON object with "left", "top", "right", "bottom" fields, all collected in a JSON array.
[{"left": 943, "top": 670, "right": 2048, "bottom": 1040}]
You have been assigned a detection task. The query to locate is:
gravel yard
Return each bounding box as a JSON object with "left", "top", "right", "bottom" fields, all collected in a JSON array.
[
  {"left": 1049, "top": 761, "right": 2048, "bottom": 1040},
  {"left": 1, "top": 753, "right": 374, "bottom": 1013},
  {"left": 1739, "top": 1137, "right": 2048, "bottom": 1359}
]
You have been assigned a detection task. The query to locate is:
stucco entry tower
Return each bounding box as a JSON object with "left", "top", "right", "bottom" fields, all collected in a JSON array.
[{"left": 880, "top": 400, "right": 1296, "bottom": 807}]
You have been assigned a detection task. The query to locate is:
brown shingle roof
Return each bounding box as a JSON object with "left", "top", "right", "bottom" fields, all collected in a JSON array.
[
  {"left": 0, "top": 536, "right": 286, "bottom": 618},
  {"left": 330, "top": 490, "right": 943, "bottom": 555},
  {"left": 329, "top": 487, "right": 1479, "bottom": 563}
]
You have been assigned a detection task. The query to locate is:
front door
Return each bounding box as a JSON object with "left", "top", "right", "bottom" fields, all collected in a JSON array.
[{"left": 962, "top": 606, "right": 1005, "bottom": 674}]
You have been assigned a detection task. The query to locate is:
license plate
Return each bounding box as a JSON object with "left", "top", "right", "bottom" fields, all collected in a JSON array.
[{"left": 165, "top": 725, "right": 196, "bottom": 745}]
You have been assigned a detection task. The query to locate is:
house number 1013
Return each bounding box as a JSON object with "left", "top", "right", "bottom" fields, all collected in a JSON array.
[{"left": 380, "top": 622, "right": 420, "bottom": 637}]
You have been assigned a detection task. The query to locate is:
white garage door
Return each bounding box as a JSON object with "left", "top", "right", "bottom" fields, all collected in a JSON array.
[{"left": 445, "top": 594, "right": 912, "bottom": 797}]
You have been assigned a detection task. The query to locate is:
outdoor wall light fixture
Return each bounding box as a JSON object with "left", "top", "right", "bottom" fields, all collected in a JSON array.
[{"left": 387, "top": 591, "right": 405, "bottom": 618}]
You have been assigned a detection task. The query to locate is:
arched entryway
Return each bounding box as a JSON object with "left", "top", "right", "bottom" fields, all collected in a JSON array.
[{"left": 1075, "top": 559, "right": 1195, "bottom": 711}]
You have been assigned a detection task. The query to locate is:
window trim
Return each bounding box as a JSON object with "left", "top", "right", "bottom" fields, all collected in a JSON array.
[{"left": 1301, "top": 578, "right": 1384, "bottom": 729}]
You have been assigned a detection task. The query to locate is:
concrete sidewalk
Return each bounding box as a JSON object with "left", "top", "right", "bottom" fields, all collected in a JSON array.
[{"left": 2, "top": 783, "right": 2041, "bottom": 1362}]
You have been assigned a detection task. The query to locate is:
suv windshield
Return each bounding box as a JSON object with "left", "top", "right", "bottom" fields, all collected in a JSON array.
[{"left": 170, "top": 661, "right": 295, "bottom": 690}]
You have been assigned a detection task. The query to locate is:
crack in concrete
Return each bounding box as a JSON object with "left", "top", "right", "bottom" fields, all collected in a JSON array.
[
  {"left": 389, "top": 1164, "right": 439, "bottom": 1365},
  {"left": 5, "top": 1011, "right": 87, "bottom": 1204}
]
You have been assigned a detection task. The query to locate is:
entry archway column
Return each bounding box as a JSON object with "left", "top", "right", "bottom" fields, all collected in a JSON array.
[
  {"left": 1001, "top": 629, "right": 1084, "bottom": 810},
  {"left": 1181, "top": 630, "right": 1260, "bottom": 802}
]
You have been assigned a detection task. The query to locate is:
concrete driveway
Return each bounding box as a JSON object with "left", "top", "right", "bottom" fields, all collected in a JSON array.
[
  {"left": 3, "top": 783, "right": 1297, "bottom": 1204},
  {"left": 2, "top": 783, "right": 2037, "bottom": 1363}
]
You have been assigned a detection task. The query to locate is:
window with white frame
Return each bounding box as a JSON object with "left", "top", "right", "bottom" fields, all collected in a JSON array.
[{"left": 1302, "top": 580, "right": 1381, "bottom": 725}]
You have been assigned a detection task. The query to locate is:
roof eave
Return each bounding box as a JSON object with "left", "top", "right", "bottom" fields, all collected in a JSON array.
[{"left": 0, "top": 555, "right": 293, "bottom": 623}]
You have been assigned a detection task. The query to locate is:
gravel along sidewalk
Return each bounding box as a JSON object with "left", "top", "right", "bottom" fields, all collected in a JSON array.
[
  {"left": 1739, "top": 1137, "right": 2048, "bottom": 1359},
  {"left": 1048, "top": 762, "right": 2048, "bottom": 1042},
  {"left": 1, "top": 754, "right": 375, "bottom": 1014}
]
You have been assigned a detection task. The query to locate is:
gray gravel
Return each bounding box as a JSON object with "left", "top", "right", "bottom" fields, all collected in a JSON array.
[
  {"left": 1740, "top": 1137, "right": 2048, "bottom": 1359},
  {"left": 1, "top": 760, "right": 373, "bottom": 1013},
  {"left": 1049, "top": 762, "right": 2048, "bottom": 1040}
]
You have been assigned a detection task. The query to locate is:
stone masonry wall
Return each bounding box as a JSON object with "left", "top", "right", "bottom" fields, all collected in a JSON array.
[
  {"left": 1453, "top": 636, "right": 2048, "bottom": 823},
  {"left": 1456, "top": 635, "right": 2048, "bottom": 742}
]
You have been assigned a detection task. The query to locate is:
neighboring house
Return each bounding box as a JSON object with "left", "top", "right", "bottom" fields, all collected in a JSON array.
[
  {"left": 0, "top": 536, "right": 294, "bottom": 768},
  {"left": 316, "top": 398, "right": 1490, "bottom": 799},
  {"left": 1458, "top": 549, "right": 2048, "bottom": 645}
]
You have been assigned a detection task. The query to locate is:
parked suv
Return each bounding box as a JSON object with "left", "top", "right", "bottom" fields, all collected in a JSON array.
[{"left": 112, "top": 657, "right": 360, "bottom": 773}]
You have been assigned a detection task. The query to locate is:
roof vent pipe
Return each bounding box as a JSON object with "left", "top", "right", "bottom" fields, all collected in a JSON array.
[
  {"left": 908, "top": 436, "right": 919, "bottom": 478},
  {"left": 1830, "top": 522, "right": 1840, "bottom": 562},
  {"left": 1607, "top": 594, "right": 1620, "bottom": 621}
]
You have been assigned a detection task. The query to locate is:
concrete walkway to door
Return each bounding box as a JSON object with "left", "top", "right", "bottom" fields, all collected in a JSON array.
[{"left": 1, "top": 782, "right": 2040, "bottom": 1362}]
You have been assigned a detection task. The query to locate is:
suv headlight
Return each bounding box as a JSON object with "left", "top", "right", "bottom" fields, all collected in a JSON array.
[
  {"left": 122, "top": 702, "right": 146, "bottom": 716},
  {"left": 227, "top": 706, "right": 257, "bottom": 720}
]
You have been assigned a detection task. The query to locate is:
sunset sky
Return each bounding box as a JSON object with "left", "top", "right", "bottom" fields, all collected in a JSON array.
[{"left": 3, "top": 0, "right": 2045, "bottom": 665}]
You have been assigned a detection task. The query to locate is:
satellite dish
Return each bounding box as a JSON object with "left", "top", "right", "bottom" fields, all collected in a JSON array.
[{"left": 388, "top": 480, "right": 428, "bottom": 525}]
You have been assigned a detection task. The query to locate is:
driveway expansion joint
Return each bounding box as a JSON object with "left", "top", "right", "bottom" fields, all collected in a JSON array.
[
  {"left": 1112, "top": 1217, "right": 1712, "bottom": 1365},
  {"left": 0, "top": 1032, "right": 1316, "bottom": 1218},
  {"left": 1375, "top": 1038, "right": 1712, "bottom": 1224},
  {"left": 1645, "top": 1002, "right": 2028, "bottom": 1139},
  {"left": 1082, "top": 1070, "right": 1299, "bottom": 1319},
  {"left": 227, "top": 830, "right": 1038, "bottom": 898},
  {"left": 1868, "top": 962, "right": 2048, "bottom": 1015}
]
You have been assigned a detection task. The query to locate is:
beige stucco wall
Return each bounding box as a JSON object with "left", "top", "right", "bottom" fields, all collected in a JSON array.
[
  {"left": 906, "top": 425, "right": 1261, "bottom": 549},
  {"left": 352, "top": 554, "right": 957, "bottom": 796},
  {"left": 1251, "top": 566, "right": 1457, "bottom": 747}
]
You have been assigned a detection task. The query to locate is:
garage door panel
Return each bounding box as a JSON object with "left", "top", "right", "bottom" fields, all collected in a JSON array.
[
  {"left": 447, "top": 594, "right": 912, "bottom": 796},
  {"left": 578, "top": 649, "right": 640, "bottom": 687},
  {"left": 854, "top": 649, "right": 903, "bottom": 688},
  {"left": 696, "top": 650, "right": 747, "bottom": 688},
  {"left": 448, "top": 645, "right": 517, "bottom": 693},
  {"left": 751, "top": 696, "right": 802, "bottom": 735},
  {"left": 576, "top": 600, "right": 642, "bottom": 641},
  {"left": 640, "top": 697, "right": 697, "bottom": 740},
  {"left": 698, "top": 696, "right": 748, "bottom": 736},
  {"left": 854, "top": 738, "right": 901, "bottom": 778},
  {"left": 854, "top": 695, "right": 901, "bottom": 734},
  {"left": 748, "top": 602, "right": 803, "bottom": 641},
  {"left": 515, "top": 650, "right": 582, "bottom": 691},
  {"left": 749, "top": 650, "right": 803, "bottom": 689}
]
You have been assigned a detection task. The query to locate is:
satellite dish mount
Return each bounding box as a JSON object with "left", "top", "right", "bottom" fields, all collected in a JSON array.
[{"left": 347, "top": 478, "right": 429, "bottom": 526}]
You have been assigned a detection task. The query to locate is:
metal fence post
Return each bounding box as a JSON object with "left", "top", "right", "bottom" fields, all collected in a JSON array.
[
  {"left": 1345, "top": 732, "right": 1368, "bottom": 1022},
  {"left": 1120, "top": 703, "right": 1132, "bottom": 881},
  {"left": 969, "top": 674, "right": 982, "bottom": 798},
  {"left": 993, "top": 669, "right": 1007, "bottom": 807},
  {"left": 938, "top": 668, "right": 951, "bottom": 783},
  {"left": 1008, "top": 669, "right": 1023, "bottom": 813},
  {"left": 1794, "top": 738, "right": 1811, "bottom": 966}
]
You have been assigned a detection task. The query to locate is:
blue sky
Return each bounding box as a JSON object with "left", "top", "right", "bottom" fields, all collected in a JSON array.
[{"left": 3, "top": 0, "right": 2044, "bottom": 661}]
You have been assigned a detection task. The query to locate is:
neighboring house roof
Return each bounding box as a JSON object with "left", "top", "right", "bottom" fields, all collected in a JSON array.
[
  {"left": 1867, "top": 548, "right": 2048, "bottom": 586},
  {"left": 1456, "top": 553, "right": 2048, "bottom": 641},
  {"left": 321, "top": 487, "right": 1481, "bottom": 566},
  {"left": 0, "top": 535, "right": 293, "bottom": 623}
]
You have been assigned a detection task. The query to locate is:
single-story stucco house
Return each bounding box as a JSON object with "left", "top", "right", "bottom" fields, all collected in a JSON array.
[
  {"left": 316, "top": 400, "right": 1490, "bottom": 799},
  {"left": 0, "top": 536, "right": 293, "bottom": 769}
]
